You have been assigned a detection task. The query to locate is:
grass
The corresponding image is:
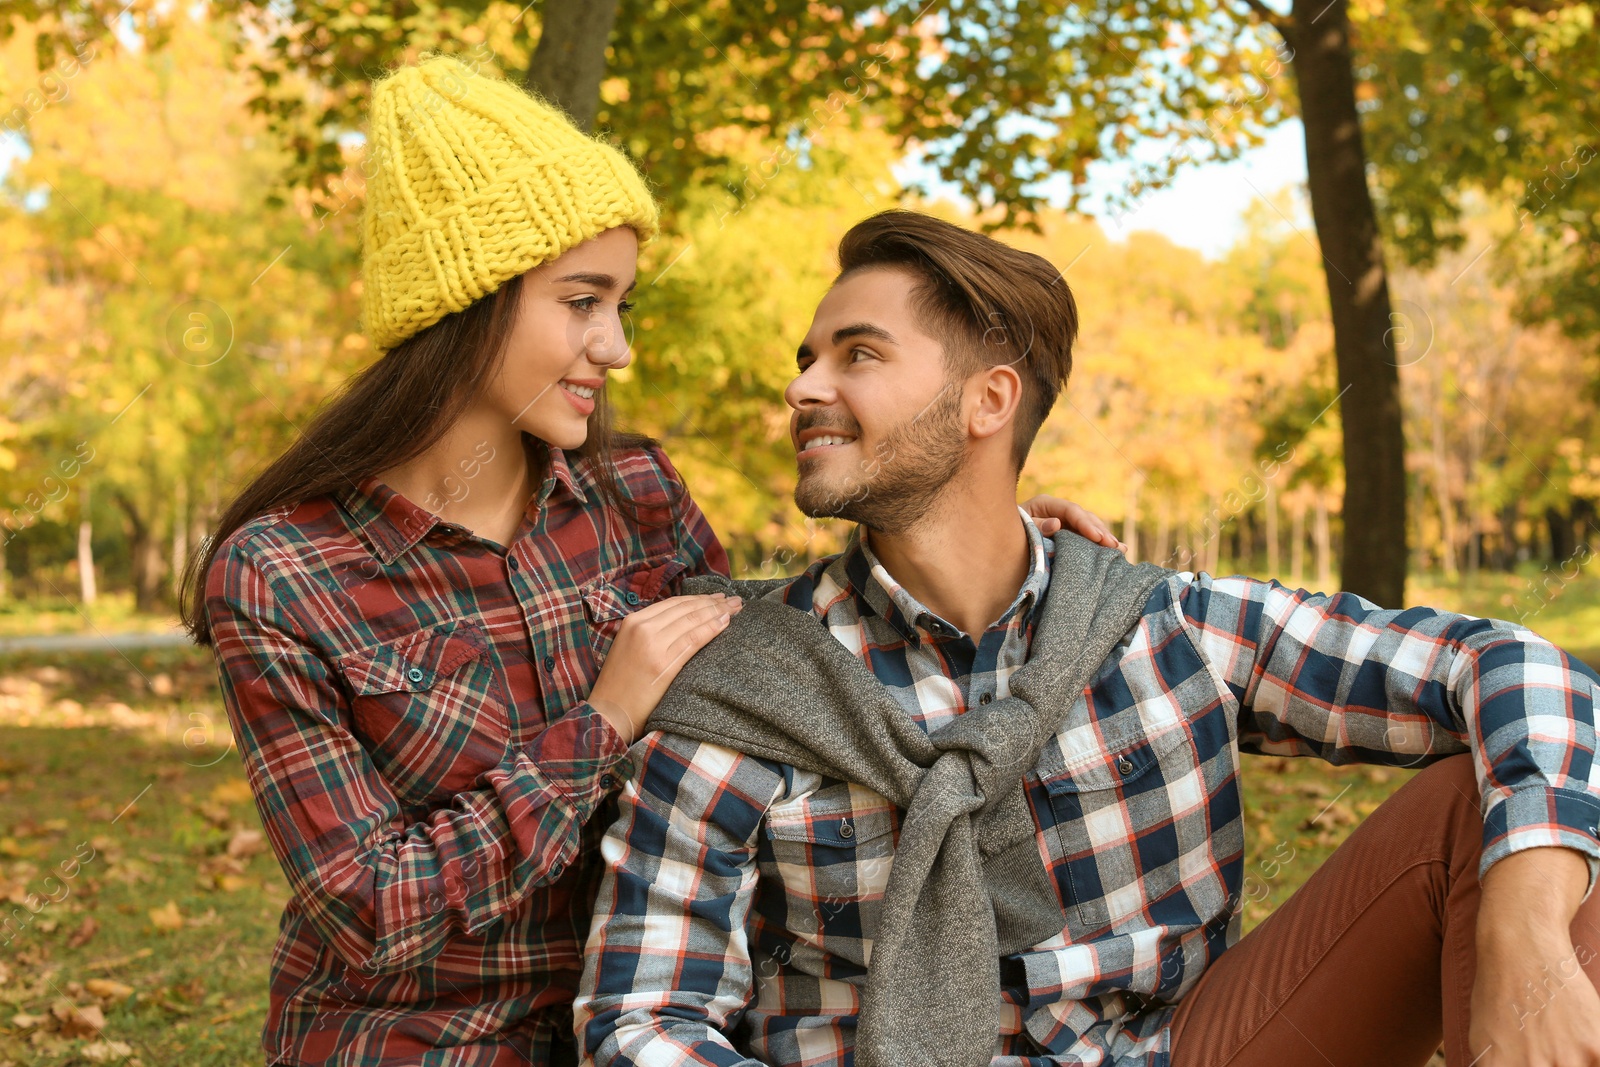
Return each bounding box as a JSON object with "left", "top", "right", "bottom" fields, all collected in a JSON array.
[
  {"left": 0, "top": 596, "right": 177, "bottom": 640},
  {"left": 3, "top": 570, "right": 1597, "bottom": 1064},
  {"left": 0, "top": 648, "right": 280, "bottom": 1066},
  {"left": 1408, "top": 568, "right": 1600, "bottom": 666}
]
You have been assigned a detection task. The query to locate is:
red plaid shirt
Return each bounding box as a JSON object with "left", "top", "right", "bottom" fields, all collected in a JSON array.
[{"left": 206, "top": 438, "right": 728, "bottom": 1066}]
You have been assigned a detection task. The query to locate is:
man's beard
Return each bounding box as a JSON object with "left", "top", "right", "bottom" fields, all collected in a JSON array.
[{"left": 793, "top": 382, "right": 967, "bottom": 535}]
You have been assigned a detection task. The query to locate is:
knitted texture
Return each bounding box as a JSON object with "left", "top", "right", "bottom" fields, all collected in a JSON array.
[{"left": 360, "top": 55, "right": 659, "bottom": 351}]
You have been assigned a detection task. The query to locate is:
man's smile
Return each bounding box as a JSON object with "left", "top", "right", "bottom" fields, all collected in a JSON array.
[{"left": 795, "top": 426, "right": 859, "bottom": 458}]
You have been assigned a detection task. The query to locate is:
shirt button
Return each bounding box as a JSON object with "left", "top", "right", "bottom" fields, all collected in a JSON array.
[
  {"left": 1116, "top": 756, "right": 1135, "bottom": 775},
  {"left": 543, "top": 655, "right": 556, "bottom": 672},
  {"left": 601, "top": 774, "right": 617, "bottom": 791},
  {"left": 406, "top": 667, "right": 425, "bottom": 684},
  {"left": 507, "top": 555, "right": 520, "bottom": 571},
  {"left": 979, "top": 693, "right": 993, "bottom": 705},
  {"left": 624, "top": 590, "right": 640, "bottom": 606},
  {"left": 838, "top": 821, "right": 854, "bottom": 839}
]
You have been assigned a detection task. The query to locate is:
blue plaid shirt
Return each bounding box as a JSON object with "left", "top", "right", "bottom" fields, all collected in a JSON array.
[{"left": 576, "top": 515, "right": 1600, "bottom": 1066}]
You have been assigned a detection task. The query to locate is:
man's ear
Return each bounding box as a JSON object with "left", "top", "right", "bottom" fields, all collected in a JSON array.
[{"left": 968, "top": 363, "right": 1024, "bottom": 443}]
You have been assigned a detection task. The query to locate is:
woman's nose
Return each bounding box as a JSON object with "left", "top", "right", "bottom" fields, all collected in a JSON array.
[{"left": 578, "top": 308, "right": 632, "bottom": 368}]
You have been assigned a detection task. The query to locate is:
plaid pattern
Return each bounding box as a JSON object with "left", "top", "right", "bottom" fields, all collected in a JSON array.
[
  {"left": 206, "top": 438, "right": 728, "bottom": 1066},
  {"left": 577, "top": 517, "right": 1600, "bottom": 1067}
]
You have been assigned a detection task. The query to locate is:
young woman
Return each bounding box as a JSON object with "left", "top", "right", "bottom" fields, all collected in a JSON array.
[{"left": 182, "top": 56, "right": 1119, "bottom": 1067}]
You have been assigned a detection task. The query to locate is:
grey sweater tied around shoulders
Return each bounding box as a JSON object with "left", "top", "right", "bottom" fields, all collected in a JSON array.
[{"left": 646, "top": 532, "right": 1173, "bottom": 1067}]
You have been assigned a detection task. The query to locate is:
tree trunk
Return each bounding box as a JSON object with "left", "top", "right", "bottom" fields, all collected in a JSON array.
[
  {"left": 1291, "top": 496, "right": 1307, "bottom": 585},
  {"left": 0, "top": 528, "right": 7, "bottom": 602},
  {"left": 1284, "top": 0, "right": 1407, "bottom": 606},
  {"left": 1429, "top": 359, "right": 1460, "bottom": 578},
  {"left": 1265, "top": 484, "right": 1280, "bottom": 579},
  {"left": 1123, "top": 476, "right": 1141, "bottom": 564},
  {"left": 1315, "top": 494, "right": 1333, "bottom": 590},
  {"left": 523, "top": 0, "right": 620, "bottom": 132},
  {"left": 78, "top": 486, "right": 97, "bottom": 606},
  {"left": 1154, "top": 500, "right": 1172, "bottom": 567},
  {"left": 114, "top": 491, "right": 165, "bottom": 613},
  {"left": 1546, "top": 507, "right": 1574, "bottom": 566},
  {"left": 171, "top": 481, "right": 188, "bottom": 600}
]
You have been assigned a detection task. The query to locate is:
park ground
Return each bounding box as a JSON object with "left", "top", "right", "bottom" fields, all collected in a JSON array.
[{"left": 0, "top": 570, "right": 1595, "bottom": 1064}]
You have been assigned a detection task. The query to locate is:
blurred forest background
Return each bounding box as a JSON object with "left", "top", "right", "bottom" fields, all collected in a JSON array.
[
  {"left": 0, "top": 0, "right": 1593, "bottom": 627},
  {"left": 1, "top": 1, "right": 1599, "bottom": 1062},
  {"left": 1, "top": 0, "right": 1598, "bottom": 625}
]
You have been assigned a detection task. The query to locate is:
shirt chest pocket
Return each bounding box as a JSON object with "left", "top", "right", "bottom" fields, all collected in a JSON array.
[
  {"left": 762, "top": 782, "right": 898, "bottom": 953},
  {"left": 579, "top": 554, "right": 688, "bottom": 661},
  {"left": 1038, "top": 724, "right": 1217, "bottom": 936},
  {"left": 338, "top": 623, "right": 511, "bottom": 807}
]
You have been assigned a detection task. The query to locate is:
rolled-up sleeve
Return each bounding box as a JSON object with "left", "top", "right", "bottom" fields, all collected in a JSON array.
[{"left": 1177, "top": 572, "right": 1600, "bottom": 897}]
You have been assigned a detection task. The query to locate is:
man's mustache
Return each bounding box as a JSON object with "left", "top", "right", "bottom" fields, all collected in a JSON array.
[{"left": 794, "top": 410, "right": 863, "bottom": 438}]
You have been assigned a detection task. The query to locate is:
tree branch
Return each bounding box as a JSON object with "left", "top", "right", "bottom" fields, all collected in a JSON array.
[{"left": 1237, "top": 0, "right": 1291, "bottom": 36}]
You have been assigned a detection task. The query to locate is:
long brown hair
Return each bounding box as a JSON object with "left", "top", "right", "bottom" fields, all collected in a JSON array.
[{"left": 180, "top": 274, "right": 660, "bottom": 645}]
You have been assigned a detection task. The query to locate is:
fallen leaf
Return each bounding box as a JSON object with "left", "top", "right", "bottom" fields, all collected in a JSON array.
[
  {"left": 196, "top": 802, "right": 232, "bottom": 828},
  {"left": 68, "top": 916, "right": 101, "bottom": 948},
  {"left": 226, "top": 829, "right": 266, "bottom": 860},
  {"left": 82, "top": 1039, "right": 135, "bottom": 1062},
  {"left": 81, "top": 947, "right": 154, "bottom": 972},
  {"left": 216, "top": 874, "right": 250, "bottom": 893},
  {"left": 148, "top": 900, "right": 184, "bottom": 932},
  {"left": 85, "top": 978, "right": 134, "bottom": 1001},
  {"left": 53, "top": 999, "right": 106, "bottom": 1038},
  {"left": 10, "top": 1011, "right": 43, "bottom": 1029},
  {"left": 208, "top": 780, "right": 253, "bottom": 807},
  {"left": 198, "top": 854, "right": 245, "bottom": 877}
]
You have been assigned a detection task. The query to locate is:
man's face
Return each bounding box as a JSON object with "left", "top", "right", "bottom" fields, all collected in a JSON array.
[{"left": 785, "top": 267, "right": 969, "bottom": 533}]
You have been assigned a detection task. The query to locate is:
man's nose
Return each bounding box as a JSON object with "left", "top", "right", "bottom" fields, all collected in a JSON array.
[{"left": 784, "top": 360, "right": 832, "bottom": 410}]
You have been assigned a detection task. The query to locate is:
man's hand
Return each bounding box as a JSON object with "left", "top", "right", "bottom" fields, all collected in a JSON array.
[
  {"left": 1021, "top": 494, "right": 1127, "bottom": 551},
  {"left": 1469, "top": 846, "right": 1600, "bottom": 1066}
]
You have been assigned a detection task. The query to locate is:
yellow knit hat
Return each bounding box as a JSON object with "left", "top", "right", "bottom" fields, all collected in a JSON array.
[{"left": 360, "top": 55, "right": 659, "bottom": 351}]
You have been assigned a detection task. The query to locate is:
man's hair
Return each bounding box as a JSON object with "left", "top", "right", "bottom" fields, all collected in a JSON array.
[{"left": 835, "top": 210, "right": 1078, "bottom": 470}]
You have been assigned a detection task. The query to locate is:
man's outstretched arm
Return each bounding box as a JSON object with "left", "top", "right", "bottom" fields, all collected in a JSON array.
[
  {"left": 576, "top": 730, "right": 781, "bottom": 1067},
  {"left": 1174, "top": 572, "right": 1600, "bottom": 894}
]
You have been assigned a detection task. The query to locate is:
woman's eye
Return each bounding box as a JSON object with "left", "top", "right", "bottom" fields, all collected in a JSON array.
[
  {"left": 618, "top": 300, "right": 636, "bottom": 315},
  {"left": 570, "top": 297, "right": 599, "bottom": 312}
]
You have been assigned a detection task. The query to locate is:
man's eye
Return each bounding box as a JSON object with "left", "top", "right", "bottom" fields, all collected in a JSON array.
[{"left": 848, "top": 347, "right": 874, "bottom": 363}]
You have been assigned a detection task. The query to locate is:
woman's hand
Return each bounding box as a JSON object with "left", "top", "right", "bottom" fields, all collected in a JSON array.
[
  {"left": 588, "top": 593, "right": 743, "bottom": 744},
  {"left": 1021, "top": 494, "right": 1127, "bottom": 552}
]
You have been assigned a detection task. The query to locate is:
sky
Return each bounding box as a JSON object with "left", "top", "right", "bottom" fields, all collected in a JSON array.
[{"left": 898, "top": 121, "right": 1312, "bottom": 260}]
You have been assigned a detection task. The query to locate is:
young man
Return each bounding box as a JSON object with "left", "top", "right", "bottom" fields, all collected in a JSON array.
[{"left": 573, "top": 211, "right": 1600, "bottom": 1067}]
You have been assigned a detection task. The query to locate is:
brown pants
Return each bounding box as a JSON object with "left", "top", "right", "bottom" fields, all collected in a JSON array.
[{"left": 1170, "top": 754, "right": 1600, "bottom": 1066}]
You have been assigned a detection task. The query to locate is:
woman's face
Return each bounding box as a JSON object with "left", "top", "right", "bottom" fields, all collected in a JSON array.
[{"left": 489, "top": 226, "right": 640, "bottom": 450}]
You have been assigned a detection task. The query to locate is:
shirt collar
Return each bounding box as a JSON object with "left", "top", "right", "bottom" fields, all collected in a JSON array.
[
  {"left": 849, "top": 507, "right": 1050, "bottom": 646},
  {"left": 335, "top": 436, "right": 585, "bottom": 565}
]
